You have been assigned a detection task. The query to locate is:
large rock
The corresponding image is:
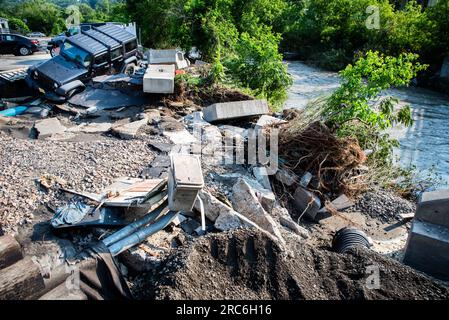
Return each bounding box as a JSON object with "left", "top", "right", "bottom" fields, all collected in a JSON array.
[
  {"left": 203, "top": 100, "right": 269, "bottom": 122},
  {"left": 34, "top": 117, "right": 66, "bottom": 139},
  {"left": 232, "top": 178, "right": 284, "bottom": 242},
  {"left": 253, "top": 166, "right": 271, "bottom": 190}
]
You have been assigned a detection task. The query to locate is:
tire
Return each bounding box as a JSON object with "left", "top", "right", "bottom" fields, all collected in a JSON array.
[
  {"left": 18, "top": 46, "right": 31, "bottom": 56},
  {"left": 124, "top": 63, "right": 136, "bottom": 76},
  {"left": 66, "top": 86, "right": 84, "bottom": 99}
]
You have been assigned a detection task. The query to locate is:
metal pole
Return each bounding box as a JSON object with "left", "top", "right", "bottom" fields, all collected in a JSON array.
[
  {"left": 102, "top": 201, "right": 168, "bottom": 247},
  {"left": 108, "top": 211, "right": 178, "bottom": 256}
]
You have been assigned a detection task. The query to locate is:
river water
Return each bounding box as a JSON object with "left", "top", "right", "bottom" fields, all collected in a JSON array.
[{"left": 285, "top": 61, "right": 449, "bottom": 189}]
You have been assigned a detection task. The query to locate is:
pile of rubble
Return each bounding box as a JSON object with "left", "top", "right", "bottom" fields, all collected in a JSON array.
[{"left": 1, "top": 47, "right": 449, "bottom": 300}]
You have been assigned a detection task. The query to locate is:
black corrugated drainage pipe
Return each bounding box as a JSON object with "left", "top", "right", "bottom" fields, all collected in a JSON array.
[{"left": 332, "top": 227, "right": 372, "bottom": 253}]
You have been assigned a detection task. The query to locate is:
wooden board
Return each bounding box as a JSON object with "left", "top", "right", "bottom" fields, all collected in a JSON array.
[
  {"left": 0, "top": 257, "right": 45, "bottom": 300},
  {"left": 0, "top": 235, "right": 23, "bottom": 270}
]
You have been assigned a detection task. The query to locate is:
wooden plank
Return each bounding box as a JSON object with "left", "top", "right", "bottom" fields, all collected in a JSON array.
[
  {"left": 0, "top": 235, "right": 23, "bottom": 270},
  {"left": 0, "top": 257, "right": 45, "bottom": 300}
]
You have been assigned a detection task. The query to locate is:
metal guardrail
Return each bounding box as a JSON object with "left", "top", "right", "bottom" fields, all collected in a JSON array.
[{"left": 0, "top": 68, "right": 28, "bottom": 82}]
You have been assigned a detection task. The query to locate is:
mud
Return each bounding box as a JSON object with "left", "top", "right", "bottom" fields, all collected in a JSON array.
[{"left": 133, "top": 229, "right": 449, "bottom": 300}]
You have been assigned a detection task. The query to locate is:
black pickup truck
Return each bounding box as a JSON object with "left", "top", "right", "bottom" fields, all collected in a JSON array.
[{"left": 26, "top": 24, "right": 139, "bottom": 101}]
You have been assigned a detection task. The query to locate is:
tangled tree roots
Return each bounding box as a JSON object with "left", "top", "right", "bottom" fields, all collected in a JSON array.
[{"left": 278, "top": 121, "right": 367, "bottom": 196}]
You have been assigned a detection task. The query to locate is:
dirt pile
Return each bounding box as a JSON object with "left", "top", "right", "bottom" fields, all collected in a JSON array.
[{"left": 139, "top": 229, "right": 449, "bottom": 300}]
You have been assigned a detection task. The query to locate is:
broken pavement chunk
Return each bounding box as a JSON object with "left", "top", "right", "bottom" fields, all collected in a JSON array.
[
  {"left": 293, "top": 186, "right": 321, "bottom": 221},
  {"left": 34, "top": 117, "right": 66, "bottom": 139},
  {"left": 68, "top": 88, "right": 147, "bottom": 110},
  {"left": 112, "top": 118, "right": 148, "bottom": 140},
  {"left": 330, "top": 194, "right": 354, "bottom": 211},
  {"left": 232, "top": 178, "right": 284, "bottom": 242},
  {"left": 67, "top": 122, "right": 112, "bottom": 134},
  {"left": 255, "top": 115, "right": 287, "bottom": 129},
  {"left": 275, "top": 169, "right": 297, "bottom": 186},
  {"left": 203, "top": 99, "right": 269, "bottom": 122},
  {"left": 252, "top": 166, "right": 271, "bottom": 190}
]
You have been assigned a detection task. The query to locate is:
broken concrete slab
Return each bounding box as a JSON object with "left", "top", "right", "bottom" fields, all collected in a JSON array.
[
  {"left": 149, "top": 49, "right": 189, "bottom": 69},
  {"left": 164, "top": 128, "right": 198, "bottom": 145},
  {"left": 253, "top": 167, "right": 271, "bottom": 190},
  {"left": 415, "top": 189, "right": 449, "bottom": 228},
  {"left": 193, "top": 190, "right": 234, "bottom": 222},
  {"left": 143, "top": 64, "right": 175, "bottom": 94},
  {"left": 203, "top": 99, "right": 269, "bottom": 122},
  {"left": 293, "top": 186, "right": 321, "bottom": 221},
  {"left": 403, "top": 220, "right": 449, "bottom": 281},
  {"left": 214, "top": 211, "right": 243, "bottom": 231},
  {"left": 67, "top": 122, "right": 112, "bottom": 134},
  {"left": 232, "top": 178, "right": 284, "bottom": 242},
  {"left": 34, "top": 117, "right": 67, "bottom": 139},
  {"left": 274, "top": 206, "right": 309, "bottom": 239},
  {"left": 275, "top": 169, "right": 297, "bottom": 186},
  {"left": 330, "top": 194, "right": 354, "bottom": 211},
  {"left": 255, "top": 115, "right": 287, "bottom": 129},
  {"left": 68, "top": 88, "right": 147, "bottom": 110},
  {"left": 219, "top": 125, "right": 248, "bottom": 140},
  {"left": 148, "top": 141, "right": 173, "bottom": 153},
  {"left": 112, "top": 118, "right": 148, "bottom": 140}
]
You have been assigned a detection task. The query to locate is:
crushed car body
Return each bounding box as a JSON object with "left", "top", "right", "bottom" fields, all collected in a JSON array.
[{"left": 26, "top": 24, "right": 140, "bottom": 101}]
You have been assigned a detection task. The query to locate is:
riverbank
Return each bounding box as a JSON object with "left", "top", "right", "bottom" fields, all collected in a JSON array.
[{"left": 285, "top": 60, "right": 449, "bottom": 189}]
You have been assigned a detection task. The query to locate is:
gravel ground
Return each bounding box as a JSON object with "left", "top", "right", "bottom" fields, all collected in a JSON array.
[
  {"left": 354, "top": 188, "right": 416, "bottom": 223},
  {"left": 0, "top": 133, "right": 157, "bottom": 235}
]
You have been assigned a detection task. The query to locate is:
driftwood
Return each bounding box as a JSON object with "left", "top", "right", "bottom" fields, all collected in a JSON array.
[
  {"left": 0, "top": 235, "right": 23, "bottom": 270},
  {"left": 0, "top": 257, "right": 45, "bottom": 300}
]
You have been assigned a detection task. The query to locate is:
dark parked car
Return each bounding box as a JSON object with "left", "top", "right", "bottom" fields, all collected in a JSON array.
[
  {"left": 27, "top": 24, "right": 140, "bottom": 100},
  {"left": 0, "top": 33, "right": 40, "bottom": 56}
]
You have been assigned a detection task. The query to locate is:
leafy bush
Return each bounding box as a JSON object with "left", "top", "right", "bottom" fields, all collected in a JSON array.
[
  {"left": 324, "top": 51, "right": 427, "bottom": 164},
  {"left": 6, "top": 17, "right": 30, "bottom": 34}
]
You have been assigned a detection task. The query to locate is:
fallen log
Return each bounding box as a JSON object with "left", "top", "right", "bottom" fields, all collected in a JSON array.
[
  {"left": 0, "top": 235, "right": 23, "bottom": 270},
  {"left": 0, "top": 257, "right": 45, "bottom": 300}
]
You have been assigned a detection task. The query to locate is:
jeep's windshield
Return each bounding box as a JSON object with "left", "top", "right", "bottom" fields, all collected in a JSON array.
[{"left": 61, "top": 42, "right": 91, "bottom": 68}]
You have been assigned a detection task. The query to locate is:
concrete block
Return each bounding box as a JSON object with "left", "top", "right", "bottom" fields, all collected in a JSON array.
[
  {"left": 293, "top": 187, "right": 321, "bottom": 221},
  {"left": 149, "top": 49, "right": 189, "bottom": 69},
  {"left": 416, "top": 189, "right": 449, "bottom": 228},
  {"left": 275, "top": 169, "right": 297, "bottom": 186},
  {"left": 203, "top": 100, "right": 269, "bottom": 122},
  {"left": 143, "top": 64, "right": 175, "bottom": 94},
  {"left": 403, "top": 220, "right": 449, "bottom": 281}
]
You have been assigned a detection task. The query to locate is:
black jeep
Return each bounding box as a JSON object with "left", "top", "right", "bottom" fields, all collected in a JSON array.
[{"left": 27, "top": 24, "right": 139, "bottom": 101}]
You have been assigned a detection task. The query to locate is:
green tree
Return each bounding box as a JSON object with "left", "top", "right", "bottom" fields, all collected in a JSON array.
[{"left": 15, "top": 0, "right": 66, "bottom": 35}]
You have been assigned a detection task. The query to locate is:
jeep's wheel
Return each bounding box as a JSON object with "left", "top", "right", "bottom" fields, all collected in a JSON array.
[
  {"left": 124, "top": 63, "right": 136, "bottom": 76},
  {"left": 19, "top": 47, "right": 30, "bottom": 56},
  {"left": 66, "top": 86, "right": 84, "bottom": 99}
]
